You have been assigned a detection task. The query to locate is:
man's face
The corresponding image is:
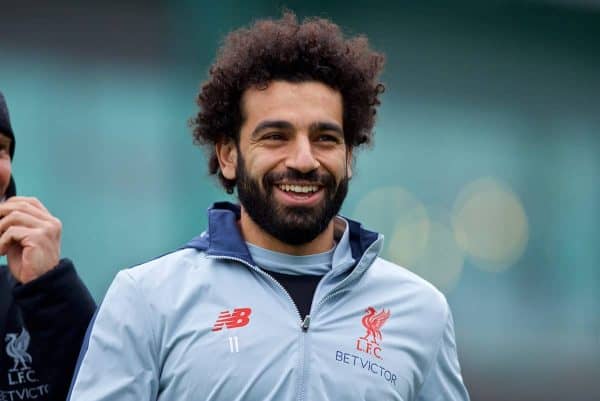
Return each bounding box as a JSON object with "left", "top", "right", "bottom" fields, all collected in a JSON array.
[
  {"left": 219, "top": 81, "right": 351, "bottom": 245},
  {"left": 0, "top": 134, "right": 11, "bottom": 198}
]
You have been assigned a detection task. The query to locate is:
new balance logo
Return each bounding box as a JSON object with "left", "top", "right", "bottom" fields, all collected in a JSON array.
[{"left": 211, "top": 308, "right": 252, "bottom": 331}]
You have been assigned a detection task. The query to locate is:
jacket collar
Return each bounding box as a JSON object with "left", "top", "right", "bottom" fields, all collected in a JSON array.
[{"left": 184, "top": 202, "right": 379, "bottom": 266}]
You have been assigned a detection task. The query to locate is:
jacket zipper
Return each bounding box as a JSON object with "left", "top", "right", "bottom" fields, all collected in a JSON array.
[
  {"left": 206, "top": 255, "right": 310, "bottom": 401},
  {"left": 205, "top": 236, "right": 380, "bottom": 401},
  {"left": 297, "top": 238, "right": 381, "bottom": 400}
]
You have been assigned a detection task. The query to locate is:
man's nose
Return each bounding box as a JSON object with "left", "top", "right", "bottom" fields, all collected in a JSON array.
[{"left": 284, "top": 136, "right": 320, "bottom": 173}]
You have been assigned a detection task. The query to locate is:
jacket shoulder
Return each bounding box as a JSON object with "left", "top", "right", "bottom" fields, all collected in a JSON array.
[
  {"left": 368, "top": 257, "right": 449, "bottom": 319},
  {"left": 122, "top": 248, "right": 206, "bottom": 287}
]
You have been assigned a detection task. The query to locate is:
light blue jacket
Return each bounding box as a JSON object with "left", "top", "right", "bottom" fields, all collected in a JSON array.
[{"left": 68, "top": 202, "right": 469, "bottom": 401}]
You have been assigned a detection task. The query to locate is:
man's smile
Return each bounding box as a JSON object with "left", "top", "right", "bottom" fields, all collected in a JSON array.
[
  {"left": 276, "top": 183, "right": 320, "bottom": 193},
  {"left": 273, "top": 183, "right": 325, "bottom": 206}
]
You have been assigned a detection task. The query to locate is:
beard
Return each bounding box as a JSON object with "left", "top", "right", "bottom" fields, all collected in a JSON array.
[{"left": 236, "top": 154, "right": 349, "bottom": 246}]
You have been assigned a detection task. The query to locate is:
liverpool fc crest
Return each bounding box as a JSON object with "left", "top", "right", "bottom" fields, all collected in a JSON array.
[
  {"left": 5, "top": 327, "right": 32, "bottom": 371},
  {"left": 356, "top": 306, "right": 390, "bottom": 359}
]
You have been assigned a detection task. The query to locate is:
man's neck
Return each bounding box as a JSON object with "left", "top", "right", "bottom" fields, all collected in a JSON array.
[{"left": 239, "top": 207, "right": 335, "bottom": 256}]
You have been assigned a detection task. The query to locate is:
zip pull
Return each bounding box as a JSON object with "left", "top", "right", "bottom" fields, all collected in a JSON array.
[{"left": 301, "top": 315, "right": 311, "bottom": 331}]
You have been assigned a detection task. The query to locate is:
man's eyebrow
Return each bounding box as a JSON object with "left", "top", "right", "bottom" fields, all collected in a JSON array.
[
  {"left": 310, "top": 122, "right": 344, "bottom": 136},
  {"left": 251, "top": 120, "right": 294, "bottom": 138}
]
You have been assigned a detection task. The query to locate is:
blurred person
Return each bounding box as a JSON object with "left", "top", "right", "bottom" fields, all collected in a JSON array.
[
  {"left": 0, "top": 91, "right": 96, "bottom": 401},
  {"left": 68, "top": 13, "right": 469, "bottom": 401}
]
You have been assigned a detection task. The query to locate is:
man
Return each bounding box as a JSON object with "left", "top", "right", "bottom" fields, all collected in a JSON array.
[
  {"left": 0, "top": 91, "right": 96, "bottom": 401},
  {"left": 68, "top": 13, "right": 469, "bottom": 400}
]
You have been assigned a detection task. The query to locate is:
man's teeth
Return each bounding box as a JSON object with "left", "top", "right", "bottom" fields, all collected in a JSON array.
[{"left": 278, "top": 184, "right": 319, "bottom": 193}]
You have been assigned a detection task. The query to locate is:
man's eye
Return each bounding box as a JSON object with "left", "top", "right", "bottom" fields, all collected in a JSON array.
[
  {"left": 263, "top": 133, "right": 285, "bottom": 141},
  {"left": 317, "top": 134, "right": 340, "bottom": 143}
]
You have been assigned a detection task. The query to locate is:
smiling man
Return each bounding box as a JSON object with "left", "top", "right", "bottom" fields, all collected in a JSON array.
[
  {"left": 223, "top": 81, "right": 349, "bottom": 255},
  {"left": 68, "top": 13, "right": 469, "bottom": 401}
]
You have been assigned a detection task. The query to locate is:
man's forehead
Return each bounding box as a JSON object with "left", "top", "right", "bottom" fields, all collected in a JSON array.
[{"left": 240, "top": 80, "right": 343, "bottom": 123}]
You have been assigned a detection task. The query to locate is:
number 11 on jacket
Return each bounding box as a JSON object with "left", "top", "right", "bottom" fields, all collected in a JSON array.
[{"left": 228, "top": 336, "right": 239, "bottom": 353}]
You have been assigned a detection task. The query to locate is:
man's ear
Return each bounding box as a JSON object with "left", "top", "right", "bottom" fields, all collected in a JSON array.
[
  {"left": 346, "top": 148, "right": 353, "bottom": 179},
  {"left": 215, "top": 138, "right": 238, "bottom": 180}
]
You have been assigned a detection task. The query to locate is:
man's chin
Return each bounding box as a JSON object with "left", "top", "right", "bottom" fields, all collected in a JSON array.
[
  {"left": 268, "top": 223, "right": 326, "bottom": 245},
  {"left": 263, "top": 207, "right": 329, "bottom": 241},
  {"left": 272, "top": 203, "right": 326, "bottom": 221}
]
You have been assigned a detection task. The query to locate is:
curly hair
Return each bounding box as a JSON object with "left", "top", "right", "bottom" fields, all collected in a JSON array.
[{"left": 191, "top": 12, "right": 385, "bottom": 193}]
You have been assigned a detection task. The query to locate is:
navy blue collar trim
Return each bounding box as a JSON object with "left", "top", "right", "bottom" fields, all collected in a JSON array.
[
  {"left": 346, "top": 218, "right": 379, "bottom": 261},
  {"left": 183, "top": 202, "right": 379, "bottom": 264}
]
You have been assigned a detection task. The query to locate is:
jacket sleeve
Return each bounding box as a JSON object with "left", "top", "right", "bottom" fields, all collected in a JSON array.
[
  {"left": 415, "top": 307, "right": 470, "bottom": 401},
  {"left": 12, "top": 258, "right": 96, "bottom": 401},
  {"left": 67, "top": 269, "right": 159, "bottom": 401}
]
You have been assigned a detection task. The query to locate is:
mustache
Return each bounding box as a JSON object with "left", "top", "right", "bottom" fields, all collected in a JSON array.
[{"left": 263, "top": 169, "right": 335, "bottom": 187}]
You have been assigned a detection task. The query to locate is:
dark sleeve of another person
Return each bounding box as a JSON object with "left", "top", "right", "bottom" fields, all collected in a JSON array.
[{"left": 12, "top": 258, "right": 96, "bottom": 401}]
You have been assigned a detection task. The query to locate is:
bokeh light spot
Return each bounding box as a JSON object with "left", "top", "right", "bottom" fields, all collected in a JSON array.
[
  {"left": 353, "top": 187, "right": 464, "bottom": 292},
  {"left": 397, "top": 221, "right": 465, "bottom": 292},
  {"left": 352, "top": 186, "right": 429, "bottom": 263},
  {"left": 452, "top": 178, "right": 529, "bottom": 272}
]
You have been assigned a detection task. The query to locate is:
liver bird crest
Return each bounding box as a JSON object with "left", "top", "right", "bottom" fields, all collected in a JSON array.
[
  {"left": 360, "top": 307, "right": 391, "bottom": 344},
  {"left": 5, "top": 328, "right": 32, "bottom": 371}
]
